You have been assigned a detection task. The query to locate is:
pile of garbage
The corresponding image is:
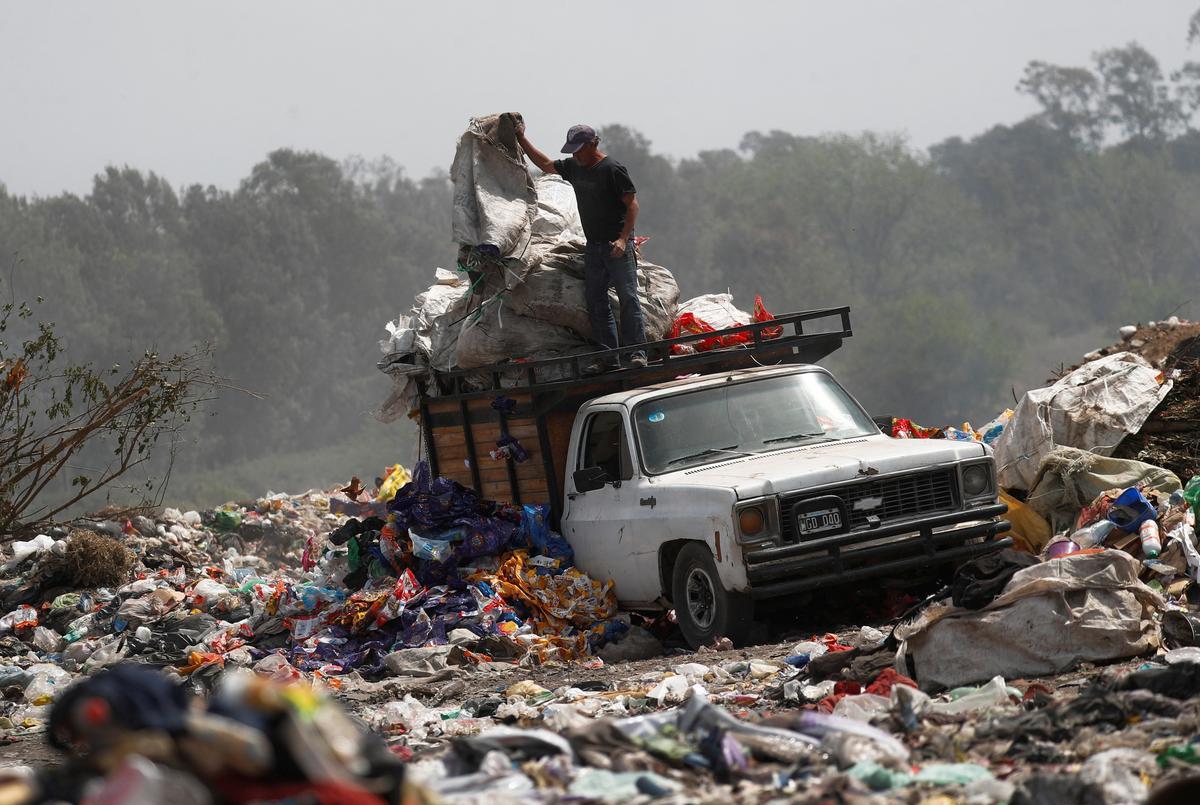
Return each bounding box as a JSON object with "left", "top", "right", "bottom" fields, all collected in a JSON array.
[
  {"left": 372, "top": 624, "right": 1200, "bottom": 803},
  {"left": 19, "top": 615, "right": 1200, "bottom": 802},
  {"left": 0, "top": 460, "right": 642, "bottom": 733}
]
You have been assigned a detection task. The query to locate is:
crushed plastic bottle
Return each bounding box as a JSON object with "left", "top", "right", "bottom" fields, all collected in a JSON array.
[
  {"left": 31, "top": 626, "right": 62, "bottom": 653},
  {"left": 647, "top": 674, "right": 690, "bottom": 705},
  {"left": 63, "top": 613, "right": 95, "bottom": 643},
  {"left": 1072, "top": 519, "right": 1116, "bottom": 549},
  {"left": 928, "top": 676, "right": 1015, "bottom": 715}
]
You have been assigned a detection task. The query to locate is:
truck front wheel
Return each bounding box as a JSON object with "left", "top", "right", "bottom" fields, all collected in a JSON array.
[{"left": 671, "top": 543, "right": 754, "bottom": 648}]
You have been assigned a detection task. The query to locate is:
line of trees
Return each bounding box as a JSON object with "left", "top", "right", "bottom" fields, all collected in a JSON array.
[{"left": 1, "top": 20, "right": 1198, "bottom": 504}]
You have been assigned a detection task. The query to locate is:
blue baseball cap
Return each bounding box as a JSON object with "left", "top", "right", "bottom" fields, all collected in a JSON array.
[{"left": 560, "top": 124, "right": 598, "bottom": 154}]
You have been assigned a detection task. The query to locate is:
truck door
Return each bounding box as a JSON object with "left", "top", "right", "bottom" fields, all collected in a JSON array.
[{"left": 562, "top": 409, "right": 656, "bottom": 606}]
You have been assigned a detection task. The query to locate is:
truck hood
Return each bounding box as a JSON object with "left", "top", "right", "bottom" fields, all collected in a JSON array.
[{"left": 657, "top": 435, "right": 989, "bottom": 499}]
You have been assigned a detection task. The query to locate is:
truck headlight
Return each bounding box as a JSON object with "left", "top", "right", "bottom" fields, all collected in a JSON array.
[
  {"left": 739, "top": 506, "right": 766, "bottom": 536},
  {"left": 735, "top": 498, "right": 779, "bottom": 544},
  {"left": 962, "top": 463, "right": 994, "bottom": 498}
]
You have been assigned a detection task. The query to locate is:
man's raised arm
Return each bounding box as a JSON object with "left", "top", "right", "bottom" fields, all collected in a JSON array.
[{"left": 516, "top": 121, "right": 557, "bottom": 175}]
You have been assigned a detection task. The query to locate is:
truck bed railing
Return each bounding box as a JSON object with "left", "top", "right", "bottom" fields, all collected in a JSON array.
[{"left": 424, "top": 306, "right": 852, "bottom": 400}]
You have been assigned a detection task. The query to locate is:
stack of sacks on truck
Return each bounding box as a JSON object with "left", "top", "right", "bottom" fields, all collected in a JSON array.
[{"left": 376, "top": 112, "right": 779, "bottom": 420}]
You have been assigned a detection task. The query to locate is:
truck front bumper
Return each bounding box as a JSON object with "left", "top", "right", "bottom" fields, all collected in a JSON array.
[{"left": 743, "top": 502, "right": 1011, "bottom": 600}]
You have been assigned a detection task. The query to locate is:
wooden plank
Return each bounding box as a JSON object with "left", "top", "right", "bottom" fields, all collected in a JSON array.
[
  {"left": 481, "top": 478, "right": 551, "bottom": 503},
  {"left": 431, "top": 422, "right": 539, "bottom": 448},
  {"left": 435, "top": 442, "right": 545, "bottom": 464},
  {"left": 432, "top": 465, "right": 549, "bottom": 496},
  {"left": 476, "top": 463, "right": 546, "bottom": 482},
  {"left": 432, "top": 420, "right": 539, "bottom": 440}
]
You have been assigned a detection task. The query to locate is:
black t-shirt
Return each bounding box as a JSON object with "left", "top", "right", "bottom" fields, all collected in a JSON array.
[{"left": 553, "top": 156, "right": 636, "bottom": 243}]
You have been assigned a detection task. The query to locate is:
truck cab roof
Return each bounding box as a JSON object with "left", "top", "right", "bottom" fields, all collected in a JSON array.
[{"left": 585, "top": 363, "right": 831, "bottom": 409}]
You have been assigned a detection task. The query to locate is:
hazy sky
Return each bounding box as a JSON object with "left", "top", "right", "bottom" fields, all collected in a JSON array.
[{"left": 2, "top": 1, "right": 1197, "bottom": 198}]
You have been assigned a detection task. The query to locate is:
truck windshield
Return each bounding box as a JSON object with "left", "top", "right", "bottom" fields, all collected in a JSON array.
[{"left": 633, "top": 371, "right": 879, "bottom": 474}]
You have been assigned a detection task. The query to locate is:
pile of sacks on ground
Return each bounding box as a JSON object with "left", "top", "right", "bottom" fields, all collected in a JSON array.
[
  {"left": 377, "top": 112, "right": 778, "bottom": 419},
  {"left": 876, "top": 322, "right": 1200, "bottom": 694}
]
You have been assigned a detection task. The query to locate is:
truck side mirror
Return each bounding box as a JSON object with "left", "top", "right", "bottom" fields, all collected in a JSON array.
[{"left": 573, "top": 466, "right": 610, "bottom": 493}]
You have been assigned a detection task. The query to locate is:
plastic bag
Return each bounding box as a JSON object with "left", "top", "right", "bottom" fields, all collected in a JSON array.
[
  {"left": 24, "top": 663, "right": 71, "bottom": 704},
  {"left": 0, "top": 605, "right": 38, "bottom": 633},
  {"left": 668, "top": 294, "right": 781, "bottom": 354},
  {"left": 376, "top": 464, "right": 412, "bottom": 502},
  {"left": 979, "top": 409, "right": 1013, "bottom": 446},
  {"left": 83, "top": 754, "right": 211, "bottom": 805},
  {"left": 1184, "top": 475, "right": 1200, "bottom": 519},
  {"left": 189, "top": 579, "right": 230, "bottom": 610},
  {"left": 833, "top": 694, "right": 891, "bottom": 723},
  {"left": 410, "top": 530, "right": 454, "bottom": 563},
  {"left": 520, "top": 504, "right": 573, "bottom": 563},
  {"left": 7, "top": 534, "right": 55, "bottom": 564},
  {"left": 914, "top": 762, "right": 994, "bottom": 785}
]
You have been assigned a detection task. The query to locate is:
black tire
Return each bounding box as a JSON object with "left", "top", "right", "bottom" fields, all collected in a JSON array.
[{"left": 671, "top": 542, "right": 754, "bottom": 649}]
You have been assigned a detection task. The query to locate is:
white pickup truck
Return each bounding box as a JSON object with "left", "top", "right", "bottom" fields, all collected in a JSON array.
[{"left": 416, "top": 307, "right": 1010, "bottom": 647}]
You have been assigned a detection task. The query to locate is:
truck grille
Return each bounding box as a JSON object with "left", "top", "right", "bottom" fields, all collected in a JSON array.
[{"left": 779, "top": 468, "right": 960, "bottom": 542}]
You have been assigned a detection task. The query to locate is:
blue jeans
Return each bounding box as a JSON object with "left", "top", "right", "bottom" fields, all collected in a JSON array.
[{"left": 584, "top": 239, "right": 647, "bottom": 358}]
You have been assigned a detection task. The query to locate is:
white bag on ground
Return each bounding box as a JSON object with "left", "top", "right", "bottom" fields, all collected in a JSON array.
[
  {"left": 992, "top": 352, "right": 1174, "bottom": 492},
  {"left": 896, "top": 552, "right": 1162, "bottom": 690}
]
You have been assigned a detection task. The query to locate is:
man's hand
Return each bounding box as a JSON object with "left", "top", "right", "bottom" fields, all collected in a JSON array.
[
  {"left": 609, "top": 239, "right": 627, "bottom": 259},
  {"left": 516, "top": 123, "right": 556, "bottom": 175}
]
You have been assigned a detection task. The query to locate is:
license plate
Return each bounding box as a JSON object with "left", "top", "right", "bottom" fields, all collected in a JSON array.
[{"left": 797, "top": 507, "right": 842, "bottom": 536}]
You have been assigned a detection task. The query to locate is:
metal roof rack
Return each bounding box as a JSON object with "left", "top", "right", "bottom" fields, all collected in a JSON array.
[{"left": 419, "top": 306, "right": 852, "bottom": 401}]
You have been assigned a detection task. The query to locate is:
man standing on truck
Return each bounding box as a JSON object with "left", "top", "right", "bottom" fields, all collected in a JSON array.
[{"left": 516, "top": 121, "right": 648, "bottom": 373}]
